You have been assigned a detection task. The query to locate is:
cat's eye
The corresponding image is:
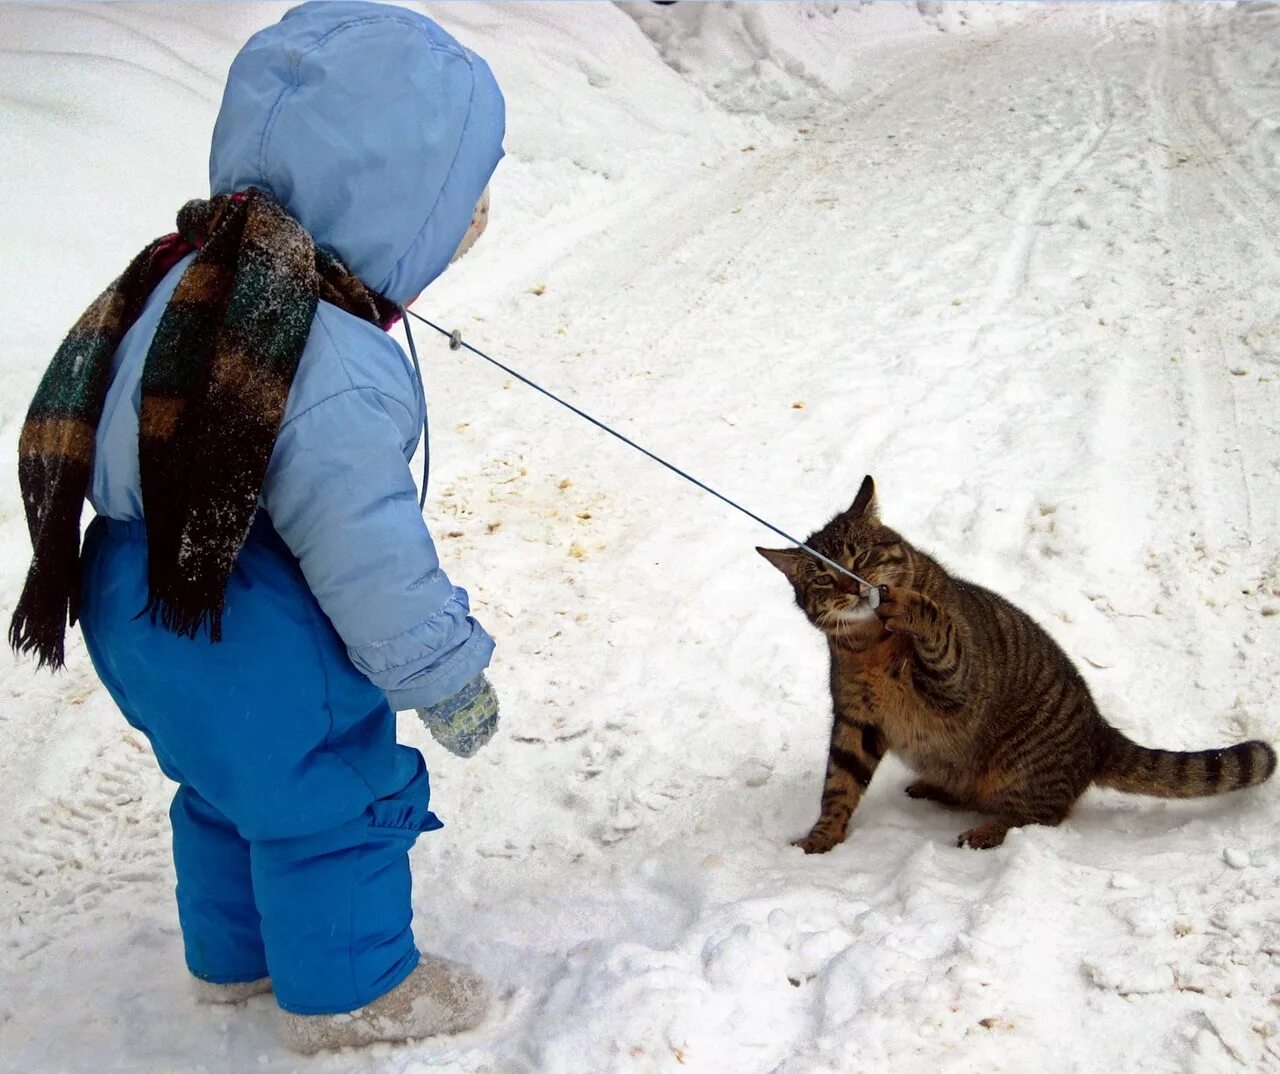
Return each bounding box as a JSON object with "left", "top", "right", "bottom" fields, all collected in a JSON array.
[{"left": 811, "top": 575, "right": 835, "bottom": 589}]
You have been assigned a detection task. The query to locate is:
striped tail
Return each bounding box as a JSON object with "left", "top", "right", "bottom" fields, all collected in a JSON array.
[{"left": 1095, "top": 725, "right": 1276, "bottom": 798}]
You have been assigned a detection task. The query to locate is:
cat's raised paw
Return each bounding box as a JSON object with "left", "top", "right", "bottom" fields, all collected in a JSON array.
[
  {"left": 874, "top": 585, "right": 925, "bottom": 638},
  {"left": 957, "top": 821, "right": 1009, "bottom": 849}
]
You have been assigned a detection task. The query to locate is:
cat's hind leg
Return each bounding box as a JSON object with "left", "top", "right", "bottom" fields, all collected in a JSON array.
[
  {"left": 905, "top": 781, "right": 972, "bottom": 809},
  {"left": 957, "top": 728, "right": 1094, "bottom": 848},
  {"left": 957, "top": 774, "right": 1075, "bottom": 849}
]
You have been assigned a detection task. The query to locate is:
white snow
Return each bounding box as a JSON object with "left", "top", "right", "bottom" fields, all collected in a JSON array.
[{"left": 3, "top": 3, "right": 1280, "bottom": 1072}]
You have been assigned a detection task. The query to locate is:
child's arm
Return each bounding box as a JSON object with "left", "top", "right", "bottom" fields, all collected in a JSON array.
[{"left": 262, "top": 385, "right": 494, "bottom": 712}]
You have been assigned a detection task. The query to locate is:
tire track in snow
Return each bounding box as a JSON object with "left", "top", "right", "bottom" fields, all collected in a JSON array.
[
  {"left": 1178, "top": 5, "right": 1280, "bottom": 216},
  {"left": 966, "top": 30, "right": 1117, "bottom": 356},
  {"left": 805, "top": 15, "right": 1130, "bottom": 584},
  {"left": 1128, "top": 5, "right": 1280, "bottom": 712}
]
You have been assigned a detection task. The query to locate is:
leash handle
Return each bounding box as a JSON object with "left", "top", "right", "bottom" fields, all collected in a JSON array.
[{"left": 405, "top": 310, "right": 878, "bottom": 600}]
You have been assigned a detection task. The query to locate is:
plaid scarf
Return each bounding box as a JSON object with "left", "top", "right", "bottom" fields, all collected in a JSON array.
[{"left": 10, "top": 188, "right": 399, "bottom": 669}]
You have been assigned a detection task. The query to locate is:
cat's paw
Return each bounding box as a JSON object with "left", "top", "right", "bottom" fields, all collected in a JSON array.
[
  {"left": 874, "top": 585, "right": 927, "bottom": 638},
  {"left": 792, "top": 828, "right": 842, "bottom": 855},
  {"left": 957, "top": 821, "right": 1009, "bottom": 849}
]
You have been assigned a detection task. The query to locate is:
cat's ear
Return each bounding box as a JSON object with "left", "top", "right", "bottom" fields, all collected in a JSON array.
[
  {"left": 757, "top": 546, "right": 806, "bottom": 582},
  {"left": 847, "top": 475, "right": 879, "bottom": 521}
]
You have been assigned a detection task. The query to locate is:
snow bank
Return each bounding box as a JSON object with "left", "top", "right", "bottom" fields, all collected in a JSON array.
[
  {"left": 425, "top": 2, "right": 762, "bottom": 286},
  {"left": 619, "top": 1, "right": 1031, "bottom": 119}
]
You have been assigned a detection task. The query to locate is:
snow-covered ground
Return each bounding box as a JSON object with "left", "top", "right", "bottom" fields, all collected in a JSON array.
[{"left": 3, "top": 3, "right": 1280, "bottom": 1071}]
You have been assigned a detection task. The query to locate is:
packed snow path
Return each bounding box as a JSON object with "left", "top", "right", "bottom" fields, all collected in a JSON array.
[{"left": 2, "top": 5, "right": 1279, "bottom": 1072}]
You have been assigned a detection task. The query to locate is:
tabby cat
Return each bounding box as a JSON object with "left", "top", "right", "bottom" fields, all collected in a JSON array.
[{"left": 759, "top": 476, "right": 1275, "bottom": 851}]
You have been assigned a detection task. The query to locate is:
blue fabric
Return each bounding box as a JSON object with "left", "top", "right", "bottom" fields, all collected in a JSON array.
[
  {"left": 81, "top": 517, "right": 444, "bottom": 1014},
  {"left": 87, "top": 0, "right": 504, "bottom": 711}
]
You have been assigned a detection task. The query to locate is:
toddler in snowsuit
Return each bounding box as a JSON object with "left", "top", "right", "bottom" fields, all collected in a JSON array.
[{"left": 11, "top": 2, "right": 504, "bottom": 1053}]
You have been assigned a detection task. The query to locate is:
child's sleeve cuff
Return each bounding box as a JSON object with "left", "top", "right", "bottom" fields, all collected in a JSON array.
[{"left": 348, "top": 592, "right": 496, "bottom": 711}]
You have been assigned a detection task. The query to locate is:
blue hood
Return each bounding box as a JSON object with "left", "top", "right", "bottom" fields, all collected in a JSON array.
[{"left": 210, "top": 1, "right": 505, "bottom": 304}]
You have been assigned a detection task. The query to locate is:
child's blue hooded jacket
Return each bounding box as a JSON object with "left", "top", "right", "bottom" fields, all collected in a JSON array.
[{"left": 87, "top": 1, "right": 504, "bottom": 711}]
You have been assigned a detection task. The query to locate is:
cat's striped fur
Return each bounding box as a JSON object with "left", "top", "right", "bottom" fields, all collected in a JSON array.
[{"left": 759, "top": 477, "right": 1274, "bottom": 851}]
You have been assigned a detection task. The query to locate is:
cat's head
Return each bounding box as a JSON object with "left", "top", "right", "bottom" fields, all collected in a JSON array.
[{"left": 757, "top": 476, "right": 914, "bottom": 649}]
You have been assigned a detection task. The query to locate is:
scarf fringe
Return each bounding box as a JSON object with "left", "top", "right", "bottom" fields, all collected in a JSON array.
[
  {"left": 140, "top": 591, "right": 225, "bottom": 644},
  {"left": 9, "top": 478, "right": 84, "bottom": 670},
  {"left": 9, "top": 599, "right": 69, "bottom": 671}
]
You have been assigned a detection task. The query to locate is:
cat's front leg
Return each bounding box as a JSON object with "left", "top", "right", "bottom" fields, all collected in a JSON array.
[
  {"left": 795, "top": 714, "right": 886, "bottom": 854},
  {"left": 875, "top": 586, "right": 968, "bottom": 709}
]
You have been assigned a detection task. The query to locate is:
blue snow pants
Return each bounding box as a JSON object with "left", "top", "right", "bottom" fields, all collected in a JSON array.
[{"left": 79, "top": 515, "right": 443, "bottom": 1015}]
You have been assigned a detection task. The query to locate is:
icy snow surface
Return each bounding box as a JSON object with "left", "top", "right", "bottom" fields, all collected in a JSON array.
[{"left": 3, "top": 3, "right": 1280, "bottom": 1072}]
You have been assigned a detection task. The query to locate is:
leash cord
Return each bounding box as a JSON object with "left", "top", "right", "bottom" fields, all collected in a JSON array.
[
  {"left": 402, "top": 308, "right": 878, "bottom": 601},
  {"left": 399, "top": 309, "right": 429, "bottom": 511}
]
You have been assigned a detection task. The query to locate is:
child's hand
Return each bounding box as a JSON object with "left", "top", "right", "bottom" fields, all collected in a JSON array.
[{"left": 416, "top": 675, "right": 499, "bottom": 758}]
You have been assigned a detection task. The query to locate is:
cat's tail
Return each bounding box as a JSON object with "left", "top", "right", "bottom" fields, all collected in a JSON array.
[{"left": 1094, "top": 725, "right": 1275, "bottom": 798}]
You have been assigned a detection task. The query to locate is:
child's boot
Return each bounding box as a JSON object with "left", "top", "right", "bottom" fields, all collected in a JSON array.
[
  {"left": 280, "top": 955, "right": 489, "bottom": 1054},
  {"left": 192, "top": 977, "right": 272, "bottom": 1004}
]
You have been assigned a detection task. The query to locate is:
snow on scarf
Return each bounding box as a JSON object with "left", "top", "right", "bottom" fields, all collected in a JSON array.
[{"left": 10, "top": 188, "right": 398, "bottom": 669}]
